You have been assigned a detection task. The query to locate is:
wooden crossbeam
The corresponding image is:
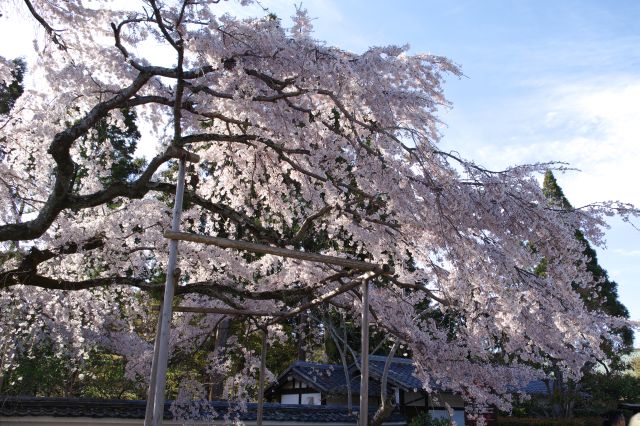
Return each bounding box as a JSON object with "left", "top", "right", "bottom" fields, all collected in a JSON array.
[
  {"left": 164, "top": 231, "right": 393, "bottom": 274},
  {"left": 167, "top": 306, "right": 280, "bottom": 317}
]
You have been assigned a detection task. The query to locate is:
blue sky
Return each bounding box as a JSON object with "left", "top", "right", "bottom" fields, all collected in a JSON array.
[{"left": 1, "top": 1, "right": 638, "bottom": 340}]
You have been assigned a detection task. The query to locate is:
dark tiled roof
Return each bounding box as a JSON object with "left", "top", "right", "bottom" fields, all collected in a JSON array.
[
  {"left": 267, "top": 361, "right": 382, "bottom": 397},
  {"left": 284, "top": 361, "right": 348, "bottom": 393},
  {"left": 366, "top": 356, "right": 424, "bottom": 392},
  {"left": 268, "top": 357, "right": 425, "bottom": 397},
  {"left": 273, "top": 357, "right": 553, "bottom": 398},
  {"left": 520, "top": 380, "right": 589, "bottom": 397},
  {"left": 522, "top": 379, "right": 550, "bottom": 395},
  {"left": 0, "top": 398, "right": 159, "bottom": 419},
  {"left": 0, "top": 397, "right": 406, "bottom": 423}
]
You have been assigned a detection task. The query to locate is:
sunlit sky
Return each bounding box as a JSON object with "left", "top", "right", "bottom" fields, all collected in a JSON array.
[{"left": 1, "top": 1, "right": 638, "bottom": 342}]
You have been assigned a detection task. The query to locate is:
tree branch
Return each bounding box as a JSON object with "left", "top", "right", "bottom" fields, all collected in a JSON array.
[{"left": 22, "top": 0, "right": 68, "bottom": 51}]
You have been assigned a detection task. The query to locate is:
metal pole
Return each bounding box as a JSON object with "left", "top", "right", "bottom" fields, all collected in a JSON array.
[
  {"left": 150, "top": 158, "right": 188, "bottom": 425},
  {"left": 359, "top": 280, "right": 370, "bottom": 426},
  {"left": 144, "top": 301, "right": 163, "bottom": 426},
  {"left": 256, "top": 328, "right": 268, "bottom": 426}
]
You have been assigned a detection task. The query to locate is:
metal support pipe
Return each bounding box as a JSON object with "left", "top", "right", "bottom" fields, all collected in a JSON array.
[
  {"left": 148, "top": 158, "right": 188, "bottom": 426},
  {"left": 359, "top": 280, "right": 370, "bottom": 426}
]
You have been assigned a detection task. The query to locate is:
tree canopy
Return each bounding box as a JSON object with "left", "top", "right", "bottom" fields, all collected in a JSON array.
[{"left": 0, "top": 0, "right": 637, "bottom": 417}]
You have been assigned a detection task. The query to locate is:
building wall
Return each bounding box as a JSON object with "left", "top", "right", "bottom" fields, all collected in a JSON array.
[
  {"left": 429, "top": 393, "right": 465, "bottom": 409},
  {"left": 281, "top": 392, "right": 322, "bottom": 405},
  {"left": 324, "top": 395, "right": 376, "bottom": 405},
  {"left": 402, "top": 390, "right": 426, "bottom": 407},
  {"left": 424, "top": 393, "right": 466, "bottom": 426}
]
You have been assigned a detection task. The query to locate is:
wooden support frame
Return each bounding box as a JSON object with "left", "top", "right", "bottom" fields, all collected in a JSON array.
[
  {"left": 144, "top": 300, "right": 163, "bottom": 426},
  {"left": 164, "top": 231, "right": 392, "bottom": 274},
  {"left": 359, "top": 280, "right": 370, "bottom": 426},
  {"left": 256, "top": 328, "right": 268, "bottom": 426},
  {"left": 170, "top": 306, "right": 281, "bottom": 316},
  {"left": 146, "top": 196, "right": 389, "bottom": 424},
  {"left": 146, "top": 158, "right": 189, "bottom": 426}
]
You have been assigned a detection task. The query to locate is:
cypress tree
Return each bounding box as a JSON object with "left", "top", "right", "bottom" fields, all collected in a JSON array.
[{"left": 543, "top": 171, "right": 633, "bottom": 368}]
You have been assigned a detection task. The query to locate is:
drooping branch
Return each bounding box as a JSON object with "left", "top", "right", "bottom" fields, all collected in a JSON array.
[
  {"left": 268, "top": 272, "right": 376, "bottom": 324},
  {"left": 291, "top": 205, "right": 332, "bottom": 244},
  {"left": 0, "top": 269, "right": 315, "bottom": 301},
  {"left": 22, "top": 0, "right": 68, "bottom": 51},
  {"left": 148, "top": 0, "right": 180, "bottom": 51}
]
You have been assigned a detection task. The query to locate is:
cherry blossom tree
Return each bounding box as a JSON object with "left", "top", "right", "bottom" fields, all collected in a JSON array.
[{"left": 0, "top": 0, "right": 637, "bottom": 418}]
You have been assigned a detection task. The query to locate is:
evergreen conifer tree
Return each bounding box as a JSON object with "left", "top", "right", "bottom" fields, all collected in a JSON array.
[
  {"left": 542, "top": 171, "right": 633, "bottom": 368},
  {"left": 0, "top": 58, "right": 25, "bottom": 115}
]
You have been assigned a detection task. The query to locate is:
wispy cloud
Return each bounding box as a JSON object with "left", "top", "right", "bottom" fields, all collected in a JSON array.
[
  {"left": 612, "top": 248, "right": 640, "bottom": 258},
  {"left": 442, "top": 77, "right": 640, "bottom": 208}
]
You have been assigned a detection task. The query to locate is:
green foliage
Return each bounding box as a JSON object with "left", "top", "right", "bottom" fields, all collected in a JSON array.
[
  {"left": 577, "top": 372, "right": 640, "bottom": 415},
  {"left": 1, "top": 344, "right": 145, "bottom": 399},
  {"left": 542, "top": 171, "right": 572, "bottom": 211},
  {"left": 0, "top": 58, "right": 26, "bottom": 162},
  {"left": 407, "top": 412, "right": 452, "bottom": 426},
  {"left": 78, "top": 353, "right": 146, "bottom": 399},
  {"left": 2, "top": 344, "right": 72, "bottom": 397},
  {"left": 75, "top": 108, "right": 146, "bottom": 193},
  {"left": 0, "top": 58, "right": 25, "bottom": 115}
]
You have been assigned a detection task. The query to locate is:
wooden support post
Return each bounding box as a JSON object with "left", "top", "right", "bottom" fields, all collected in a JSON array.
[
  {"left": 256, "top": 328, "right": 268, "bottom": 426},
  {"left": 144, "top": 301, "right": 163, "bottom": 426},
  {"left": 359, "top": 280, "right": 370, "bottom": 426},
  {"left": 147, "top": 158, "right": 188, "bottom": 426}
]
